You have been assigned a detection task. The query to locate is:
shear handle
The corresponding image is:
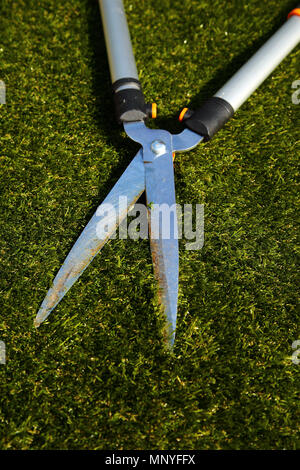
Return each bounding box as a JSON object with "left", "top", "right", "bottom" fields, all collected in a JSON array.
[
  {"left": 181, "top": 6, "right": 300, "bottom": 140},
  {"left": 99, "top": 0, "right": 153, "bottom": 123}
]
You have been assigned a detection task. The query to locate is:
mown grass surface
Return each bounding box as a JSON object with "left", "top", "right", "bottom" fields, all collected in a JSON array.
[{"left": 0, "top": 0, "right": 299, "bottom": 450}]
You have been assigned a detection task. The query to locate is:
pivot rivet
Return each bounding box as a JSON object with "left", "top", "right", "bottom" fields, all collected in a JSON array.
[{"left": 151, "top": 140, "right": 167, "bottom": 156}]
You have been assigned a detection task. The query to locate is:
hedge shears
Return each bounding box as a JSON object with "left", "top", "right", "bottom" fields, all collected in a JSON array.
[{"left": 35, "top": 1, "right": 300, "bottom": 344}]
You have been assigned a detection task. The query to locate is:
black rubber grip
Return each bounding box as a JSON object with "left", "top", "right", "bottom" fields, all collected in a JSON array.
[
  {"left": 183, "top": 97, "right": 234, "bottom": 141},
  {"left": 112, "top": 78, "right": 152, "bottom": 123}
]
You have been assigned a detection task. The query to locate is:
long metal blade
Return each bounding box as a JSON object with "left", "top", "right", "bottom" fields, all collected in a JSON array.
[
  {"left": 124, "top": 122, "right": 181, "bottom": 344},
  {"left": 144, "top": 129, "right": 203, "bottom": 342},
  {"left": 145, "top": 143, "right": 179, "bottom": 344},
  {"left": 34, "top": 150, "right": 145, "bottom": 327}
]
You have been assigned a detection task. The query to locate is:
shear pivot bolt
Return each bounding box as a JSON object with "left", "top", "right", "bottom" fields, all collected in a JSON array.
[{"left": 151, "top": 140, "right": 167, "bottom": 156}]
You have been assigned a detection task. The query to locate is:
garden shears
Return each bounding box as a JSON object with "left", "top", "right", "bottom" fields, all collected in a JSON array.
[{"left": 35, "top": 1, "right": 300, "bottom": 344}]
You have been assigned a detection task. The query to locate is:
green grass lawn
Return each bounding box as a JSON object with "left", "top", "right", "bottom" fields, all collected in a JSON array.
[{"left": 0, "top": 0, "right": 299, "bottom": 450}]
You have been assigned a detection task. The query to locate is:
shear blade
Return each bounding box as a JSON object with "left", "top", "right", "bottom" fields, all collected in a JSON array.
[
  {"left": 34, "top": 150, "right": 145, "bottom": 327},
  {"left": 144, "top": 140, "right": 179, "bottom": 344},
  {"left": 35, "top": 124, "right": 180, "bottom": 346}
]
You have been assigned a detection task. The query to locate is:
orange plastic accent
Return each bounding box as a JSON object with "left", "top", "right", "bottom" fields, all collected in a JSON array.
[
  {"left": 179, "top": 108, "right": 189, "bottom": 122},
  {"left": 288, "top": 8, "right": 300, "bottom": 18},
  {"left": 152, "top": 103, "right": 157, "bottom": 119},
  {"left": 173, "top": 152, "right": 176, "bottom": 160}
]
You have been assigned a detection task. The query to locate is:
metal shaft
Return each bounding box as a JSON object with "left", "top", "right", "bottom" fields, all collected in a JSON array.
[
  {"left": 215, "top": 15, "right": 300, "bottom": 111},
  {"left": 98, "top": 0, "right": 139, "bottom": 85}
]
